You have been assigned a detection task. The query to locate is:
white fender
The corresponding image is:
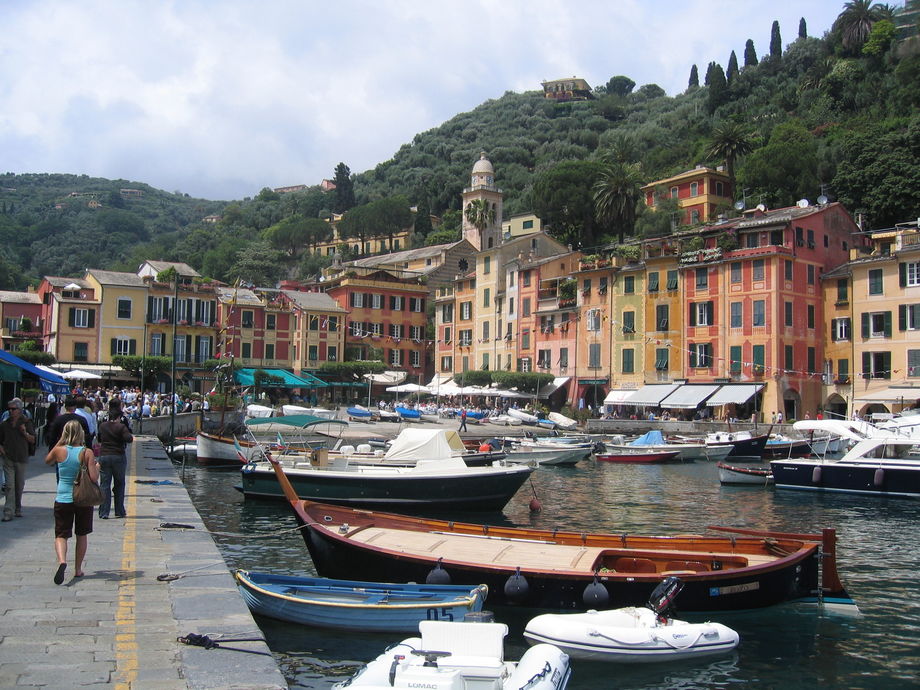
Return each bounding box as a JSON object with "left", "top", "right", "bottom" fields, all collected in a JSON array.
[{"left": 504, "top": 643, "right": 570, "bottom": 690}]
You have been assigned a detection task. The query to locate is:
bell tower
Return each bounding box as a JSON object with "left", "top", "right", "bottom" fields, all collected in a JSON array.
[{"left": 461, "top": 152, "right": 503, "bottom": 251}]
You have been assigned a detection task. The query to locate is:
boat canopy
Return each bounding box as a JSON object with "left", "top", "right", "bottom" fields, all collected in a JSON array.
[
  {"left": 628, "top": 430, "right": 667, "bottom": 446},
  {"left": 384, "top": 429, "right": 466, "bottom": 462},
  {"left": 246, "top": 414, "right": 347, "bottom": 429},
  {"left": 235, "top": 368, "right": 328, "bottom": 388}
]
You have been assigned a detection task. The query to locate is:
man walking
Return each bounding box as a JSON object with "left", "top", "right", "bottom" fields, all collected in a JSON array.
[
  {"left": 458, "top": 408, "right": 468, "bottom": 433},
  {"left": 0, "top": 398, "right": 36, "bottom": 521}
]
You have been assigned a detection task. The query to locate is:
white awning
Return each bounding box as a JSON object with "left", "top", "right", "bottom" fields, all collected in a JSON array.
[
  {"left": 854, "top": 387, "right": 920, "bottom": 404},
  {"left": 603, "top": 389, "right": 638, "bottom": 405},
  {"left": 660, "top": 384, "right": 720, "bottom": 409},
  {"left": 426, "top": 374, "right": 452, "bottom": 389},
  {"left": 538, "top": 376, "right": 571, "bottom": 399},
  {"left": 623, "top": 384, "right": 680, "bottom": 406},
  {"left": 705, "top": 384, "right": 764, "bottom": 406}
]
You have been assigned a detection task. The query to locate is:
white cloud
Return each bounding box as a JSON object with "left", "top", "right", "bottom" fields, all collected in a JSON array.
[{"left": 0, "top": 0, "right": 843, "bottom": 199}]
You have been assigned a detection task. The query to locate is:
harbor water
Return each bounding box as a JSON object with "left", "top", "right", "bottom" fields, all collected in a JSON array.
[{"left": 177, "top": 457, "right": 920, "bottom": 689}]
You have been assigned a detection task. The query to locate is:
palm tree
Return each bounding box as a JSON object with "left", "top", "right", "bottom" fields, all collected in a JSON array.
[
  {"left": 706, "top": 121, "right": 758, "bottom": 194},
  {"left": 833, "top": 0, "right": 886, "bottom": 52},
  {"left": 593, "top": 160, "right": 644, "bottom": 243},
  {"left": 464, "top": 199, "right": 495, "bottom": 234}
]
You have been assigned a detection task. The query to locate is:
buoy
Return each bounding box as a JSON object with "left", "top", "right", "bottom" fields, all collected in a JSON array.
[
  {"left": 873, "top": 468, "right": 885, "bottom": 487},
  {"left": 426, "top": 557, "right": 451, "bottom": 585},
  {"left": 479, "top": 442, "right": 492, "bottom": 452},
  {"left": 529, "top": 479, "right": 542, "bottom": 512},
  {"left": 582, "top": 576, "right": 609, "bottom": 608},
  {"left": 812, "top": 466, "right": 822, "bottom": 483},
  {"left": 504, "top": 567, "right": 530, "bottom": 602}
]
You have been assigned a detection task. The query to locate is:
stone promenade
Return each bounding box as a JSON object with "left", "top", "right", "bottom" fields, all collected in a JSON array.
[{"left": 0, "top": 437, "right": 286, "bottom": 689}]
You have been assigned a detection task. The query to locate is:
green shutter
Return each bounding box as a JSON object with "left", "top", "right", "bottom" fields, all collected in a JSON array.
[
  {"left": 839, "top": 359, "right": 849, "bottom": 380},
  {"left": 900, "top": 263, "right": 907, "bottom": 287},
  {"left": 730, "top": 345, "right": 742, "bottom": 373},
  {"left": 900, "top": 305, "right": 907, "bottom": 331},
  {"left": 862, "top": 352, "right": 871, "bottom": 378},
  {"left": 883, "top": 352, "right": 891, "bottom": 379},
  {"left": 68, "top": 307, "right": 76, "bottom": 327},
  {"left": 110, "top": 338, "right": 117, "bottom": 355},
  {"left": 87, "top": 310, "right": 95, "bottom": 328},
  {"left": 689, "top": 303, "right": 696, "bottom": 327},
  {"left": 884, "top": 311, "right": 892, "bottom": 338},
  {"left": 752, "top": 344, "right": 765, "bottom": 374},
  {"left": 648, "top": 272, "right": 659, "bottom": 291},
  {"left": 861, "top": 313, "right": 870, "bottom": 339},
  {"left": 129, "top": 339, "right": 136, "bottom": 355},
  {"left": 707, "top": 301, "right": 714, "bottom": 325}
]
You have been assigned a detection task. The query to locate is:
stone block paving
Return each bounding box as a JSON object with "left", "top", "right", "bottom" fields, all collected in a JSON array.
[{"left": 0, "top": 438, "right": 286, "bottom": 689}]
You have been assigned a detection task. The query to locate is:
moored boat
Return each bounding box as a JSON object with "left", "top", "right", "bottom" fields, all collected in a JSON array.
[
  {"left": 547, "top": 412, "right": 578, "bottom": 430},
  {"left": 507, "top": 408, "right": 540, "bottom": 425},
  {"left": 346, "top": 406, "right": 374, "bottom": 421},
  {"left": 266, "top": 459, "right": 856, "bottom": 612},
  {"left": 605, "top": 430, "right": 707, "bottom": 462},
  {"left": 502, "top": 444, "right": 587, "bottom": 466},
  {"left": 336, "top": 620, "right": 571, "bottom": 690},
  {"left": 395, "top": 405, "right": 421, "bottom": 421},
  {"left": 717, "top": 457, "right": 774, "bottom": 485},
  {"left": 596, "top": 449, "right": 682, "bottom": 464},
  {"left": 234, "top": 570, "right": 488, "bottom": 633},
  {"left": 705, "top": 431, "right": 768, "bottom": 458},
  {"left": 196, "top": 429, "right": 260, "bottom": 465}
]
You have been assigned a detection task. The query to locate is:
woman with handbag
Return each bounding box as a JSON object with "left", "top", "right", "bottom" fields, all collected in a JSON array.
[{"left": 45, "top": 420, "right": 99, "bottom": 585}]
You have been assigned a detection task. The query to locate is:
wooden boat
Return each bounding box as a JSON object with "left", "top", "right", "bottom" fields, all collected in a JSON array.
[
  {"left": 595, "top": 449, "right": 682, "bottom": 464},
  {"left": 238, "top": 452, "right": 533, "bottom": 510},
  {"left": 267, "top": 459, "right": 856, "bottom": 612},
  {"left": 198, "top": 415, "right": 347, "bottom": 466},
  {"left": 717, "top": 457, "right": 774, "bottom": 485},
  {"left": 605, "top": 430, "right": 707, "bottom": 462},
  {"left": 336, "top": 620, "right": 571, "bottom": 689},
  {"left": 196, "top": 429, "right": 260, "bottom": 466},
  {"left": 524, "top": 577, "right": 740, "bottom": 662},
  {"left": 234, "top": 570, "right": 487, "bottom": 633}
]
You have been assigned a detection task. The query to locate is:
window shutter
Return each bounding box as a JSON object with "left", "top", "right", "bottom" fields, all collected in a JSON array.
[
  {"left": 195, "top": 300, "right": 202, "bottom": 323},
  {"left": 883, "top": 352, "right": 891, "bottom": 378},
  {"left": 186, "top": 335, "right": 192, "bottom": 357},
  {"left": 884, "top": 311, "right": 892, "bottom": 338},
  {"left": 862, "top": 351, "right": 871, "bottom": 377},
  {"left": 88, "top": 310, "right": 95, "bottom": 328},
  {"left": 111, "top": 338, "right": 117, "bottom": 355},
  {"left": 830, "top": 318, "right": 837, "bottom": 341},
  {"left": 689, "top": 303, "right": 696, "bottom": 327},
  {"left": 899, "top": 305, "right": 907, "bottom": 332},
  {"left": 195, "top": 336, "right": 201, "bottom": 360},
  {"left": 69, "top": 307, "right": 76, "bottom": 327},
  {"left": 707, "top": 301, "right": 714, "bottom": 325},
  {"left": 147, "top": 296, "right": 154, "bottom": 321},
  {"left": 900, "top": 263, "right": 907, "bottom": 288},
  {"left": 861, "top": 313, "right": 870, "bottom": 339},
  {"left": 129, "top": 339, "right": 136, "bottom": 355}
]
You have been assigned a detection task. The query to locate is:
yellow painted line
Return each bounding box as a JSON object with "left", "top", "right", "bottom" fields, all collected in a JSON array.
[{"left": 114, "top": 442, "right": 140, "bottom": 689}]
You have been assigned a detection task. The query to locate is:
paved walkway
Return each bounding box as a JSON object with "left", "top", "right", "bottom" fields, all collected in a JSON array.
[{"left": 0, "top": 438, "right": 286, "bottom": 689}]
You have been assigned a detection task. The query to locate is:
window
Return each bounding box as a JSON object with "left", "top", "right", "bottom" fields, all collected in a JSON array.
[
  {"left": 117, "top": 298, "right": 131, "bottom": 319},
  {"left": 807, "top": 304, "right": 815, "bottom": 329},
  {"left": 242, "top": 310, "right": 254, "bottom": 328},
  {"left": 900, "top": 304, "right": 920, "bottom": 331},
  {"left": 522, "top": 219, "right": 534, "bottom": 229},
  {"left": 730, "top": 302, "right": 742, "bottom": 328},
  {"left": 483, "top": 256, "right": 490, "bottom": 275},
  {"left": 266, "top": 343, "right": 275, "bottom": 360},
  {"left": 690, "top": 209, "right": 700, "bottom": 224},
  {"left": 460, "top": 302, "right": 472, "bottom": 320},
  {"left": 807, "top": 265, "right": 815, "bottom": 285},
  {"left": 807, "top": 229, "right": 815, "bottom": 249},
  {"left": 730, "top": 262, "right": 741, "bottom": 283},
  {"left": 730, "top": 345, "right": 742, "bottom": 373},
  {"left": 150, "top": 332, "right": 164, "bottom": 356},
  {"left": 589, "top": 343, "right": 601, "bottom": 368},
  {"left": 695, "top": 267, "right": 708, "bottom": 289},
  {"left": 837, "top": 278, "right": 848, "bottom": 303},
  {"left": 648, "top": 272, "right": 659, "bottom": 292},
  {"left": 622, "top": 311, "right": 635, "bottom": 334},
  {"left": 690, "top": 301, "right": 714, "bottom": 327},
  {"left": 328, "top": 316, "right": 338, "bottom": 331},
  {"left": 483, "top": 288, "right": 490, "bottom": 308},
  {"left": 785, "top": 344, "right": 794, "bottom": 371},
  {"left": 388, "top": 324, "right": 404, "bottom": 339},
  {"left": 690, "top": 181, "right": 698, "bottom": 196},
  {"left": 371, "top": 322, "right": 383, "bottom": 336},
  {"left": 586, "top": 309, "right": 601, "bottom": 331},
  {"left": 411, "top": 350, "right": 421, "bottom": 367},
  {"left": 903, "top": 262, "right": 920, "bottom": 287},
  {"left": 537, "top": 349, "right": 551, "bottom": 368},
  {"left": 868, "top": 269, "right": 883, "bottom": 295},
  {"left": 459, "top": 329, "right": 473, "bottom": 346},
  {"left": 522, "top": 298, "right": 531, "bottom": 317},
  {"left": 832, "top": 318, "right": 851, "bottom": 341},
  {"left": 785, "top": 260, "right": 793, "bottom": 281},
  {"left": 521, "top": 329, "right": 530, "bottom": 349},
  {"left": 753, "top": 344, "right": 765, "bottom": 374},
  {"left": 622, "top": 348, "right": 634, "bottom": 373},
  {"left": 862, "top": 351, "right": 891, "bottom": 379},
  {"left": 716, "top": 181, "right": 724, "bottom": 196},
  {"left": 745, "top": 232, "right": 759, "bottom": 249},
  {"left": 655, "top": 348, "right": 669, "bottom": 371},
  {"left": 371, "top": 294, "right": 383, "bottom": 309},
  {"left": 752, "top": 300, "right": 765, "bottom": 327},
  {"left": 482, "top": 321, "right": 490, "bottom": 341},
  {"left": 583, "top": 278, "right": 591, "bottom": 293},
  {"left": 441, "top": 356, "right": 452, "bottom": 371},
  {"left": 669, "top": 186, "right": 678, "bottom": 199},
  {"left": 443, "top": 326, "right": 451, "bottom": 343},
  {"left": 240, "top": 341, "right": 251, "bottom": 359},
  {"left": 350, "top": 321, "right": 362, "bottom": 336},
  {"left": 73, "top": 342, "right": 88, "bottom": 362},
  {"left": 656, "top": 304, "right": 669, "bottom": 331},
  {"left": 69, "top": 307, "right": 92, "bottom": 329},
  {"left": 111, "top": 337, "right": 134, "bottom": 356},
  {"left": 390, "top": 296, "right": 404, "bottom": 311},
  {"left": 441, "top": 303, "right": 454, "bottom": 323},
  {"left": 785, "top": 302, "right": 793, "bottom": 327},
  {"left": 410, "top": 325, "right": 423, "bottom": 340},
  {"left": 599, "top": 277, "right": 608, "bottom": 293},
  {"left": 410, "top": 297, "right": 424, "bottom": 312},
  {"left": 522, "top": 270, "right": 531, "bottom": 287},
  {"left": 307, "top": 344, "right": 318, "bottom": 361},
  {"left": 753, "top": 259, "right": 764, "bottom": 281},
  {"left": 559, "top": 348, "right": 569, "bottom": 368},
  {"left": 807, "top": 347, "right": 816, "bottom": 375},
  {"left": 519, "top": 357, "right": 531, "bottom": 372},
  {"left": 390, "top": 349, "right": 403, "bottom": 365},
  {"left": 5, "top": 317, "right": 17, "bottom": 332},
  {"left": 624, "top": 276, "right": 635, "bottom": 294},
  {"left": 266, "top": 313, "right": 276, "bottom": 330},
  {"left": 689, "top": 343, "right": 712, "bottom": 368},
  {"left": 909, "top": 351, "right": 920, "bottom": 377},
  {"left": 309, "top": 315, "right": 319, "bottom": 331},
  {"left": 508, "top": 298, "right": 515, "bottom": 316},
  {"left": 862, "top": 311, "right": 892, "bottom": 338},
  {"left": 666, "top": 270, "right": 678, "bottom": 290}
]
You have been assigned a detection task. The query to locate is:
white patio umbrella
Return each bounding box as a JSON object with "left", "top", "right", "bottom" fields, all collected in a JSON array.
[
  {"left": 59, "top": 369, "right": 102, "bottom": 380},
  {"left": 385, "top": 383, "right": 430, "bottom": 393}
]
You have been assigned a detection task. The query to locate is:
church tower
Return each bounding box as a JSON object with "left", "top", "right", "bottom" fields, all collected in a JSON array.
[{"left": 461, "top": 152, "right": 503, "bottom": 251}]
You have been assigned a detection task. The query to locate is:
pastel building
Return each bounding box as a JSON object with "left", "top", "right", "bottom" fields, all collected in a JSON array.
[
  {"left": 641, "top": 166, "right": 733, "bottom": 226},
  {"left": 0, "top": 290, "right": 42, "bottom": 351},
  {"left": 281, "top": 290, "right": 347, "bottom": 375},
  {"left": 37, "top": 276, "right": 100, "bottom": 365}
]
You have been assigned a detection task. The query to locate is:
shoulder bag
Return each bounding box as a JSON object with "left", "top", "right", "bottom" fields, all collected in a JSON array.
[{"left": 72, "top": 451, "right": 103, "bottom": 507}]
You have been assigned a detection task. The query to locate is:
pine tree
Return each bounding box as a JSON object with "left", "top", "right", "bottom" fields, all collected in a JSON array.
[
  {"left": 688, "top": 64, "right": 699, "bottom": 89},
  {"left": 798, "top": 17, "right": 807, "bottom": 39},
  {"left": 332, "top": 162, "right": 355, "bottom": 214},
  {"left": 744, "top": 39, "right": 758, "bottom": 66},
  {"left": 770, "top": 20, "right": 782, "bottom": 58},
  {"left": 726, "top": 51, "right": 739, "bottom": 85}
]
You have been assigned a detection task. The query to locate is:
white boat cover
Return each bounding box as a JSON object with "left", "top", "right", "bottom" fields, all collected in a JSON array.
[
  {"left": 660, "top": 384, "right": 720, "bottom": 409},
  {"left": 705, "top": 384, "right": 763, "bottom": 406},
  {"left": 383, "top": 429, "right": 466, "bottom": 462},
  {"left": 508, "top": 408, "right": 539, "bottom": 423},
  {"left": 547, "top": 412, "right": 578, "bottom": 429},
  {"left": 246, "top": 404, "right": 274, "bottom": 418}
]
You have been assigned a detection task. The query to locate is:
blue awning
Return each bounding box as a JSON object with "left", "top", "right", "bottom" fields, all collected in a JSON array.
[{"left": 0, "top": 350, "right": 69, "bottom": 394}]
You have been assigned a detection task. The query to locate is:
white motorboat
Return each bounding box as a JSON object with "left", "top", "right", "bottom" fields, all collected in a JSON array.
[
  {"left": 337, "top": 619, "right": 571, "bottom": 689},
  {"left": 605, "top": 430, "right": 707, "bottom": 462},
  {"left": 507, "top": 408, "right": 540, "bottom": 425},
  {"left": 488, "top": 414, "right": 522, "bottom": 426},
  {"left": 524, "top": 577, "right": 739, "bottom": 663},
  {"left": 503, "top": 445, "right": 587, "bottom": 466}
]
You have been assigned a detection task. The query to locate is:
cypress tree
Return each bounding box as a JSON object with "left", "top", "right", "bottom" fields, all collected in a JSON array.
[
  {"left": 798, "top": 17, "right": 807, "bottom": 39},
  {"left": 704, "top": 61, "right": 715, "bottom": 87},
  {"left": 770, "top": 20, "right": 782, "bottom": 58},
  {"left": 726, "top": 51, "right": 739, "bottom": 85},
  {"left": 332, "top": 162, "right": 355, "bottom": 214},
  {"left": 744, "top": 39, "right": 758, "bottom": 66},
  {"left": 706, "top": 63, "right": 728, "bottom": 114},
  {"left": 688, "top": 64, "right": 699, "bottom": 89}
]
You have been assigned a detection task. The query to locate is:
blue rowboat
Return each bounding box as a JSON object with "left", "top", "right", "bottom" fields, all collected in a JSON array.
[
  {"left": 346, "top": 406, "right": 373, "bottom": 419},
  {"left": 234, "top": 570, "right": 488, "bottom": 632},
  {"left": 395, "top": 406, "right": 421, "bottom": 420}
]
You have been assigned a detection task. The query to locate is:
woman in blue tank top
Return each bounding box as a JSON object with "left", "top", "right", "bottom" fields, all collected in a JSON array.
[{"left": 45, "top": 420, "right": 98, "bottom": 585}]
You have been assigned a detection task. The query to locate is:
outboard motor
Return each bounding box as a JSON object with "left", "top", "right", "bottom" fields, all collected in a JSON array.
[{"left": 647, "top": 576, "right": 684, "bottom": 621}]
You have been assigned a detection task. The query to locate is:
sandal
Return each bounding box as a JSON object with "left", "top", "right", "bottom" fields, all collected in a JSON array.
[{"left": 54, "top": 563, "right": 67, "bottom": 585}]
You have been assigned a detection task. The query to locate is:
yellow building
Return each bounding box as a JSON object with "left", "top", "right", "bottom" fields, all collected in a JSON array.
[
  {"left": 502, "top": 213, "right": 542, "bottom": 240},
  {"left": 641, "top": 166, "right": 733, "bottom": 226},
  {"left": 84, "top": 270, "right": 148, "bottom": 362},
  {"left": 38, "top": 276, "right": 101, "bottom": 365}
]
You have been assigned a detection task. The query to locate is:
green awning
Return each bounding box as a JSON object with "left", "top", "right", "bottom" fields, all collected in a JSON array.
[
  {"left": 245, "top": 414, "right": 347, "bottom": 429},
  {"left": 234, "top": 368, "right": 328, "bottom": 388},
  {"left": 0, "top": 362, "right": 22, "bottom": 382}
]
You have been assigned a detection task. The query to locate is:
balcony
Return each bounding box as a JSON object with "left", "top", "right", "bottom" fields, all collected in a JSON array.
[{"left": 679, "top": 247, "right": 723, "bottom": 265}]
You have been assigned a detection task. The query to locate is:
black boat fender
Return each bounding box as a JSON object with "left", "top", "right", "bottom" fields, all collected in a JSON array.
[
  {"left": 582, "top": 575, "right": 610, "bottom": 608},
  {"left": 426, "top": 557, "right": 451, "bottom": 585},
  {"left": 504, "top": 566, "right": 530, "bottom": 602}
]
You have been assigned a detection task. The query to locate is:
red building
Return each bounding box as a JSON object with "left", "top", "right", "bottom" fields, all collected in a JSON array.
[{"left": 0, "top": 290, "right": 43, "bottom": 351}]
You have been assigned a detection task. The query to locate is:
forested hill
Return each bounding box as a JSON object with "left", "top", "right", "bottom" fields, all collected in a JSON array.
[{"left": 1, "top": 3, "right": 918, "bottom": 290}]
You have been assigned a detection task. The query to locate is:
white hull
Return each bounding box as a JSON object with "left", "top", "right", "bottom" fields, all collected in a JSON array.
[
  {"left": 606, "top": 442, "right": 706, "bottom": 461},
  {"left": 196, "top": 432, "right": 257, "bottom": 464},
  {"left": 524, "top": 607, "right": 739, "bottom": 663},
  {"left": 718, "top": 463, "right": 774, "bottom": 485},
  {"left": 507, "top": 408, "right": 540, "bottom": 424},
  {"left": 504, "top": 446, "right": 586, "bottom": 466},
  {"left": 246, "top": 404, "right": 274, "bottom": 418},
  {"left": 547, "top": 412, "right": 578, "bottom": 430}
]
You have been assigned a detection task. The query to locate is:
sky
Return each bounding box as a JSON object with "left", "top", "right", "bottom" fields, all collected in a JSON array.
[{"left": 1, "top": 0, "right": 847, "bottom": 201}]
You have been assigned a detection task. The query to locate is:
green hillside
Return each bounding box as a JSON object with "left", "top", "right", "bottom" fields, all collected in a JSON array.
[{"left": 1, "top": 2, "right": 918, "bottom": 289}]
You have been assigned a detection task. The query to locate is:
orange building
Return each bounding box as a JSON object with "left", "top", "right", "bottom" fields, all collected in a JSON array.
[{"left": 641, "top": 166, "right": 733, "bottom": 226}]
